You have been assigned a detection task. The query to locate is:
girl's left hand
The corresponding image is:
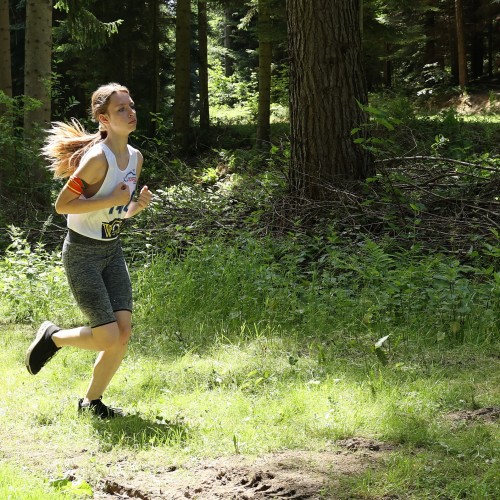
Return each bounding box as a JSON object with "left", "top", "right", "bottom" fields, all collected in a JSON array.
[{"left": 137, "top": 185, "right": 153, "bottom": 210}]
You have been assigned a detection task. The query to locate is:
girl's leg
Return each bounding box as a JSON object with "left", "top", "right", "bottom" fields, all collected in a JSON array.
[
  {"left": 82, "top": 310, "right": 132, "bottom": 402},
  {"left": 54, "top": 235, "right": 133, "bottom": 414},
  {"left": 52, "top": 322, "right": 120, "bottom": 351}
]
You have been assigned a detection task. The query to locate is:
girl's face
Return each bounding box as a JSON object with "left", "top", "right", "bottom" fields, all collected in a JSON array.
[{"left": 99, "top": 91, "right": 137, "bottom": 135}]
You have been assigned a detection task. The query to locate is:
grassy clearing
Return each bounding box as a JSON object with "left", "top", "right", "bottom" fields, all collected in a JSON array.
[
  {"left": 0, "top": 462, "right": 85, "bottom": 499},
  {"left": 1, "top": 319, "right": 498, "bottom": 498},
  {"left": 1, "top": 100, "right": 499, "bottom": 497},
  {"left": 1, "top": 231, "right": 500, "bottom": 498}
]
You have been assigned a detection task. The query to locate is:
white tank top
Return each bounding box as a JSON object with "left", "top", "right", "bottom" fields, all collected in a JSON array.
[{"left": 67, "top": 142, "right": 138, "bottom": 240}]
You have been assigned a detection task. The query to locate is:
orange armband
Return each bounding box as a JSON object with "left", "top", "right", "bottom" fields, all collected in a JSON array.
[{"left": 67, "top": 175, "right": 88, "bottom": 196}]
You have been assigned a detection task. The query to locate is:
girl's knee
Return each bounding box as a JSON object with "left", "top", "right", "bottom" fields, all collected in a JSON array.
[
  {"left": 118, "top": 325, "right": 132, "bottom": 345},
  {"left": 115, "top": 311, "right": 132, "bottom": 345},
  {"left": 92, "top": 323, "right": 120, "bottom": 350}
]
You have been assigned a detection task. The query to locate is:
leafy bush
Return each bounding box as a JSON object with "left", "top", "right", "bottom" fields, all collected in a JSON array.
[
  {"left": 0, "top": 226, "right": 80, "bottom": 324},
  {"left": 132, "top": 232, "right": 500, "bottom": 352},
  {"left": 0, "top": 92, "right": 53, "bottom": 243},
  {"left": 208, "top": 60, "right": 258, "bottom": 116},
  {"left": 1, "top": 219, "right": 498, "bottom": 351}
]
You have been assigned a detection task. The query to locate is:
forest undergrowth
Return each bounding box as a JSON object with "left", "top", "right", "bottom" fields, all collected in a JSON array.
[{"left": 0, "top": 94, "right": 499, "bottom": 498}]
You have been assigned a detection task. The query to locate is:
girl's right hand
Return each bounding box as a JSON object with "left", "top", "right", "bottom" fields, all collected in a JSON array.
[{"left": 112, "top": 182, "right": 131, "bottom": 205}]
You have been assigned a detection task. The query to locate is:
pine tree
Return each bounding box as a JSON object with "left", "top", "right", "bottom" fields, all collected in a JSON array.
[
  {"left": 0, "top": 0, "right": 12, "bottom": 99},
  {"left": 24, "top": 0, "right": 53, "bottom": 133},
  {"left": 173, "top": 0, "right": 192, "bottom": 150},
  {"left": 287, "top": 0, "right": 373, "bottom": 200}
]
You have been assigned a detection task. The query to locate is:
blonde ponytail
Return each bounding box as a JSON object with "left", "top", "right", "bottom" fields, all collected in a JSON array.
[{"left": 43, "top": 119, "right": 101, "bottom": 178}]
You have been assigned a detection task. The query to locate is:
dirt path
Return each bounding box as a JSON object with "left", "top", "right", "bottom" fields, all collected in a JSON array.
[
  {"left": 2, "top": 408, "right": 498, "bottom": 498},
  {"left": 94, "top": 440, "right": 393, "bottom": 499},
  {"left": 88, "top": 408, "right": 499, "bottom": 500},
  {"left": 1, "top": 432, "right": 392, "bottom": 499}
]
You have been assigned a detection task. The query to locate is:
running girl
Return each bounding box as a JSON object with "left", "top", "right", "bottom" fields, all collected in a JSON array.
[{"left": 25, "top": 83, "right": 152, "bottom": 418}]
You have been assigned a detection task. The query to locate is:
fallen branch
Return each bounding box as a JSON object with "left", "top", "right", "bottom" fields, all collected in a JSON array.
[{"left": 376, "top": 155, "right": 500, "bottom": 173}]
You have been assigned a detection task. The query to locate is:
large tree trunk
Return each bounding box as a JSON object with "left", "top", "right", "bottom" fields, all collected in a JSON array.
[
  {"left": 448, "top": 8, "right": 459, "bottom": 84},
  {"left": 470, "top": 0, "right": 485, "bottom": 80},
  {"left": 24, "top": 0, "right": 52, "bottom": 206},
  {"left": 383, "top": 44, "right": 392, "bottom": 88},
  {"left": 150, "top": 0, "right": 161, "bottom": 135},
  {"left": 256, "top": 0, "right": 272, "bottom": 150},
  {"left": 198, "top": 0, "right": 209, "bottom": 133},
  {"left": 487, "top": 15, "right": 493, "bottom": 77},
  {"left": 0, "top": 0, "right": 12, "bottom": 198},
  {"left": 0, "top": 0, "right": 12, "bottom": 99},
  {"left": 424, "top": 6, "right": 438, "bottom": 66},
  {"left": 173, "top": 0, "right": 191, "bottom": 151},
  {"left": 455, "top": 0, "right": 467, "bottom": 87},
  {"left": 287, "top": 0, "right": 373, "bottom": 200},
  {"left": 484, "top": 0, "right": 500, "bottom": 77},
  {"left": 24, "top": 0, "right": 52, "bottom": 134},
  {"left": 224, "top": 7, "right": 234, "bottom": 77},
  {"left": 470, "top": 31, "right": 484, "bottom": 80}
]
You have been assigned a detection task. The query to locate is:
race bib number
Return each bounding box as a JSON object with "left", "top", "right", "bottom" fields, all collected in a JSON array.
[{"left": 101, "top": 218, "right": 124, "bottom": 239}]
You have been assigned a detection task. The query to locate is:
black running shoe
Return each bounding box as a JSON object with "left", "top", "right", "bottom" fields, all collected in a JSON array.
[
  {"left": 78, "top": 397, "right": 124, "bottom": 419},
  {"left": 25, "top": 321, "right": 61, "bottom": 375}
]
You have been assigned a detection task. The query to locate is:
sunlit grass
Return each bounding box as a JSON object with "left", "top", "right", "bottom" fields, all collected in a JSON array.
[
  {"left": 1, "top": 100, "right": 499, "bottom": 496},
  {"left": 1, "top": 321, "right": 498, "bottom": 497},
  {"left": 0, "top": 461, "right": 86, "bottom": 499},
  {"left": 333, "top": 426, "right": 500, "bottom": 499},
  {"left": 211, "top": 105, "right": 255, "bottom": 124},
  {"left": 210, "top": 103, "right": 289, "bottom": 125},
  {"left": 459, "top": 113, "right": 500, "bottom": 123}
]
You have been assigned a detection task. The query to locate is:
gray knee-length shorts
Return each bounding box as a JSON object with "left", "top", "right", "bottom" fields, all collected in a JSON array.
[{"left": 62, "top": 230, "right": 133, "bottom": 328}]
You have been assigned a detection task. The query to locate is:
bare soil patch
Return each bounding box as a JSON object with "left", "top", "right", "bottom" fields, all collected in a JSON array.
[
  {"left": 422, "top": 84, "right": 500, "bottom": 114},
  {"left": 447, "top": 406, "right": 500, "bottom": 424},
  {"left": 91, "top": 441, "right": 392, "bottom": 499},
  {"left": 454, "top": 90, "right": 500, "bottom": 114}
]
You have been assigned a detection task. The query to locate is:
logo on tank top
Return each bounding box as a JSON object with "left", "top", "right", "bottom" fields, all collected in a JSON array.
[
  {"left": 124, "top": 170, "right": 137, "bottom": 184},
  {"left": 102, "top": 218, "right": 124, "bottom": 239}
]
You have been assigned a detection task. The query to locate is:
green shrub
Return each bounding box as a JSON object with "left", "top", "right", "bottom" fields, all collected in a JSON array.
[
  {"left": 0, "top": 225, "right": 81, "bottom": 324},
  {"left": 132, "top": 233, "right": 500, "bottom": 352}
]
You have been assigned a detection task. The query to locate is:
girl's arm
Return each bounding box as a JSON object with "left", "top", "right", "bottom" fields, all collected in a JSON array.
[
  {"left": 125, "top": 152, "right": 153, "bottom": 219},
  {"left": 55, "top": 152, "right": 131, "bottom": 215},
  {"left": 125, "top": 185, "right": 153, "bottom": 219}
]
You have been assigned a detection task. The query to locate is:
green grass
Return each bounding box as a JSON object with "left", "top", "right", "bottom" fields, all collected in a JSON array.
[
  {"left": 130, "top": 236, "right": 500, "bottom": 351},
  {"left": 0, "top": 460, "right": 90, "bottom": 499},
  {"left": 1, "top": 321, "right": 498, "bottom": 498},
  {"left": 334, "top": 431, "right": 500, "bottom": 499},
  {"left": 1, "top": 238, "right": 499, "bottom": 497},
  {"left": 1, "top": 99, "right": 499, "bottom": 496}
]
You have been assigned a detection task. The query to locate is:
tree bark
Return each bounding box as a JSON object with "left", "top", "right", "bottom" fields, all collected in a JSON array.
[
  {"left": 487, "top": 16, "right": 493, "bottom": 77},
  {"left": 448, "top": 8, "right": 459, "bottom": 84},
  {"left": 287, "top": 0, "right": 373, "bottom": 200},
  {"left": 423, "top": 6, "right": 437, "bottom": 66},
  {"left": 470, "top": 0, "right": 485, "bottom": 80},
  {"left": 198, "top": 0, "right": 209, "bottom": 132},
  {"left": 150, "top": 0, "right": 161, "bottom": 135},
  {"left": 173, "top": 0, "right": 191, "bottom": 151},
  {"left": 24, "top": 0, "right": 52, "bottom": 133},
  {"left": 0, "top": 0, "right": 13, "bottom": 198},
  {"left": 0, "top": 0, "right": 12, "bottom": 99},
  {"left": 383, "top": 44, "right": 392, "bottom": 88},
  {"left": 224, "top": 7, "right": 234, "bottom": 77},
  {"left": 455, "top": 0, "right": 467, "bottom": 87},
  {"left": 256, "top": 0, "right": 272, "bottom": 150}
]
